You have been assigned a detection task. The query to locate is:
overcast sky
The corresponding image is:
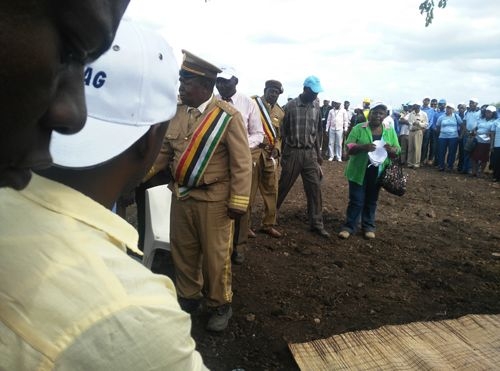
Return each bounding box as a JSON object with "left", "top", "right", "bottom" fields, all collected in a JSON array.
[{"left": 124, "top": 0, "right": 500, "bottom": 108}]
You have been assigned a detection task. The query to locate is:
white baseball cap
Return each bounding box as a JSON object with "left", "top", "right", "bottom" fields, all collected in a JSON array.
[
  {"left": 370, "top": 102, "right": 388, "bottom": 111},
  {"left": 50, "top": 19, "right": 179, "bottom": 168},
  {"left": 217, "top": 65, "right": 238, "bottom": 80}
]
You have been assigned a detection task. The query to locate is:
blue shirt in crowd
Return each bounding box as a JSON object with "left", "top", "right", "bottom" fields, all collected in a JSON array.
[
  {"left": 491, "top": 119, "right": 500, "bottom": 148},
  {"left": 436, "top": 113, "right": 462, "bottom": 139},
  {"left": 432, "top": 110, "right": 446, "bottom": 130},
  {"left": 464, "top": 109, "right": 481, "bottom": 131}
]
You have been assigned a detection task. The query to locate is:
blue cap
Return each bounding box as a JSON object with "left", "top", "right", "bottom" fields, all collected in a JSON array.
[
  {"left": 438, "top": 99, "right": 446, "bottom": 104},
  {"left": 303, "top": 75, "right": 323, "bottom": 93}
]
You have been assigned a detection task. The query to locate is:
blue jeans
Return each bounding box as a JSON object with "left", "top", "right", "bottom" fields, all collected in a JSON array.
[
  {"left": 421, "top": 129, "right": 430, "bottom": 162},
  {"left": 342, "top": 166, "right": 380, "bottom": 233},
  {"left": 437, "top": 137, "right": 458, "bottom": 170},
  {"left": 430, "top": 129, "right": 438, "bottom": 164},
  {"left": 493, "top": 147, "right": 500, "bottom": 181}
]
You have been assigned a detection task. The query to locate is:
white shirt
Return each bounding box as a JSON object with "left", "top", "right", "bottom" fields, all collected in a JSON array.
[
  {"left": 216, "top": 91, "right": 264, "bottom": 148},
  {"left": 326, "top": 108, "right": 349, "bottom": 131},
  {"left": 346, "top": 109, "right": 354, "bottom": 122}
]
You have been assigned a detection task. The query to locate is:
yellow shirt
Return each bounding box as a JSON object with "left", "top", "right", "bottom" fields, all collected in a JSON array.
[{"left": 0, "top": 174, "right": 207, "bottom": 371}]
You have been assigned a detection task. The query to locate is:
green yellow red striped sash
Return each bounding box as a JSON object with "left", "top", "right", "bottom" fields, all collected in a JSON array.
[
  {"left": 254, "top": 96, "right": 276, "bottom": 146},
  {"left": 175, "top": 107, "right": 231, "bottom": 197}
]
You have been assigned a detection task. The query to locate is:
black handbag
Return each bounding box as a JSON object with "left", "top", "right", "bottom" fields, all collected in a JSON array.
[
  {"left": 464, "top": 135, "right": 477, "bottom": 152},
  {"left": 378, "top": 160, "right": 407, "bottom": 196}
]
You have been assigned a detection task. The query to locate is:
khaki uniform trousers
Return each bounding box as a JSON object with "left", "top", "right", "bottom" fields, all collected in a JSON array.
[
  {"left": 398, "top": 134, "right": 409, "bottom": 165},
  {"left": 233, "top": 148, "right": 261, "bottom": 250},
  {"left": 249, "top": 149, "right": 279, "bottom": 228},
  {"left": 408, "top": 129, "right": 424, "bottom": 167},
  {"left": 170, "top": 196, "right": 233, "bottom": 308}
]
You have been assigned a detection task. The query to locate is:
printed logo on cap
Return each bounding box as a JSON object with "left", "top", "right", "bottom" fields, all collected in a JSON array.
[{"left": 84, "top": 67, "right": 107, "bottom": 88}]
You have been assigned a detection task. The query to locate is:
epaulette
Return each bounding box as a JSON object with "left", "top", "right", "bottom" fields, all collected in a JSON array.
[{"left": 215, "top": 99, "right": 239, "bottom": 116}]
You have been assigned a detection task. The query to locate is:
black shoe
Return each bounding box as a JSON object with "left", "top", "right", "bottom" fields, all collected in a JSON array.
[
  {"left": 206, "top": 304, "right": 232, "bottom": 332},
  {"left": 310, "top": 227, "right": 330, "bottom": 238},
  {"left": 178, "top": 297, "right": 201, "bottom": 314},
  {"left": 231, "top": 250, "right": 245, "bottom": 265}
]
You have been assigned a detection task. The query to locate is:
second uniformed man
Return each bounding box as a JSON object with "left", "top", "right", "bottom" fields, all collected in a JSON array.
[{"left": 249, "top": 80, "right": 285, "bottom": 238}]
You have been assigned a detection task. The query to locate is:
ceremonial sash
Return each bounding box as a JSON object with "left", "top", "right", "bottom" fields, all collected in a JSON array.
[
  {"left": 254, "top": 96, "right": 276, "bottom": 146},
  {"left": 175, "top": 107, "right": 231, "bottom": 197}
]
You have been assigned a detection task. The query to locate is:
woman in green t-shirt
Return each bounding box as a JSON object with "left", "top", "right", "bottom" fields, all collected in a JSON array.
[{"left": 338, "top": 102, "right": 400, "bottom": 240}]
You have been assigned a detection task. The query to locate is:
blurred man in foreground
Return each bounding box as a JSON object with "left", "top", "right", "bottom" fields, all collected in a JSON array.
[
  {"left": 1, "top": 19, "right": 207, "bottom": 370},
  {"left": 0, "top": 0, "right": 130, "bottom": 190}
]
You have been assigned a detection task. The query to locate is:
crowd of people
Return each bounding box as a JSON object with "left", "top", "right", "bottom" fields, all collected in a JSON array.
[
  {"left": 1, "top": 2, "right": 499, "bottom": 369},
  {"left": 391, "top": 98, "right": 498, "bottom": 180},
  {"left": 320, "top": 97, "right": 500, "bottom": 181}
]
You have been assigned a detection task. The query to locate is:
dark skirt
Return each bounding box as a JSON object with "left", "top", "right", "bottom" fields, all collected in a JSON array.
[{"left": 471, "top": 142, "right": 491, "bottom": 162}]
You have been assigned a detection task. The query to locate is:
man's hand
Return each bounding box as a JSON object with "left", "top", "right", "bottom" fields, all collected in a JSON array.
[{"left": 227, "top": 208, "right": 244, "bottom": 220}]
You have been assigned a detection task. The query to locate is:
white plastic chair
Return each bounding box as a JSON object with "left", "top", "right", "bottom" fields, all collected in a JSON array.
[{"left": 142, "top": 184, "right": 172, "bottom": 269}]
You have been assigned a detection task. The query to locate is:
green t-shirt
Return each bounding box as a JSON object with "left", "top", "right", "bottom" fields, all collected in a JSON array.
[{"left": 344, "top": 122, "right": 401, "bottom": 185}]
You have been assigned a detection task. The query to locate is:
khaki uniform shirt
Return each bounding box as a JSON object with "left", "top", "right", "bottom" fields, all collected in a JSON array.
[{"left": 164, "top": 96, "right": 252, "bottom": 213}]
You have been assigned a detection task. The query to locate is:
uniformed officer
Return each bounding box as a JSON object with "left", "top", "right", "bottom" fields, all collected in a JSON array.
[
  {"left": 250, "top": 80, "right": 285, "bottom": 238},
  {"left": 163, "top": 50, "right": 252, "bottom": 332}
]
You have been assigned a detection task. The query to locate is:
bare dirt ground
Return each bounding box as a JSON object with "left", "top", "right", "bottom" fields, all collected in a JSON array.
[{"left": 133, "top": 161, "right": 500, "bottom": 371}]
